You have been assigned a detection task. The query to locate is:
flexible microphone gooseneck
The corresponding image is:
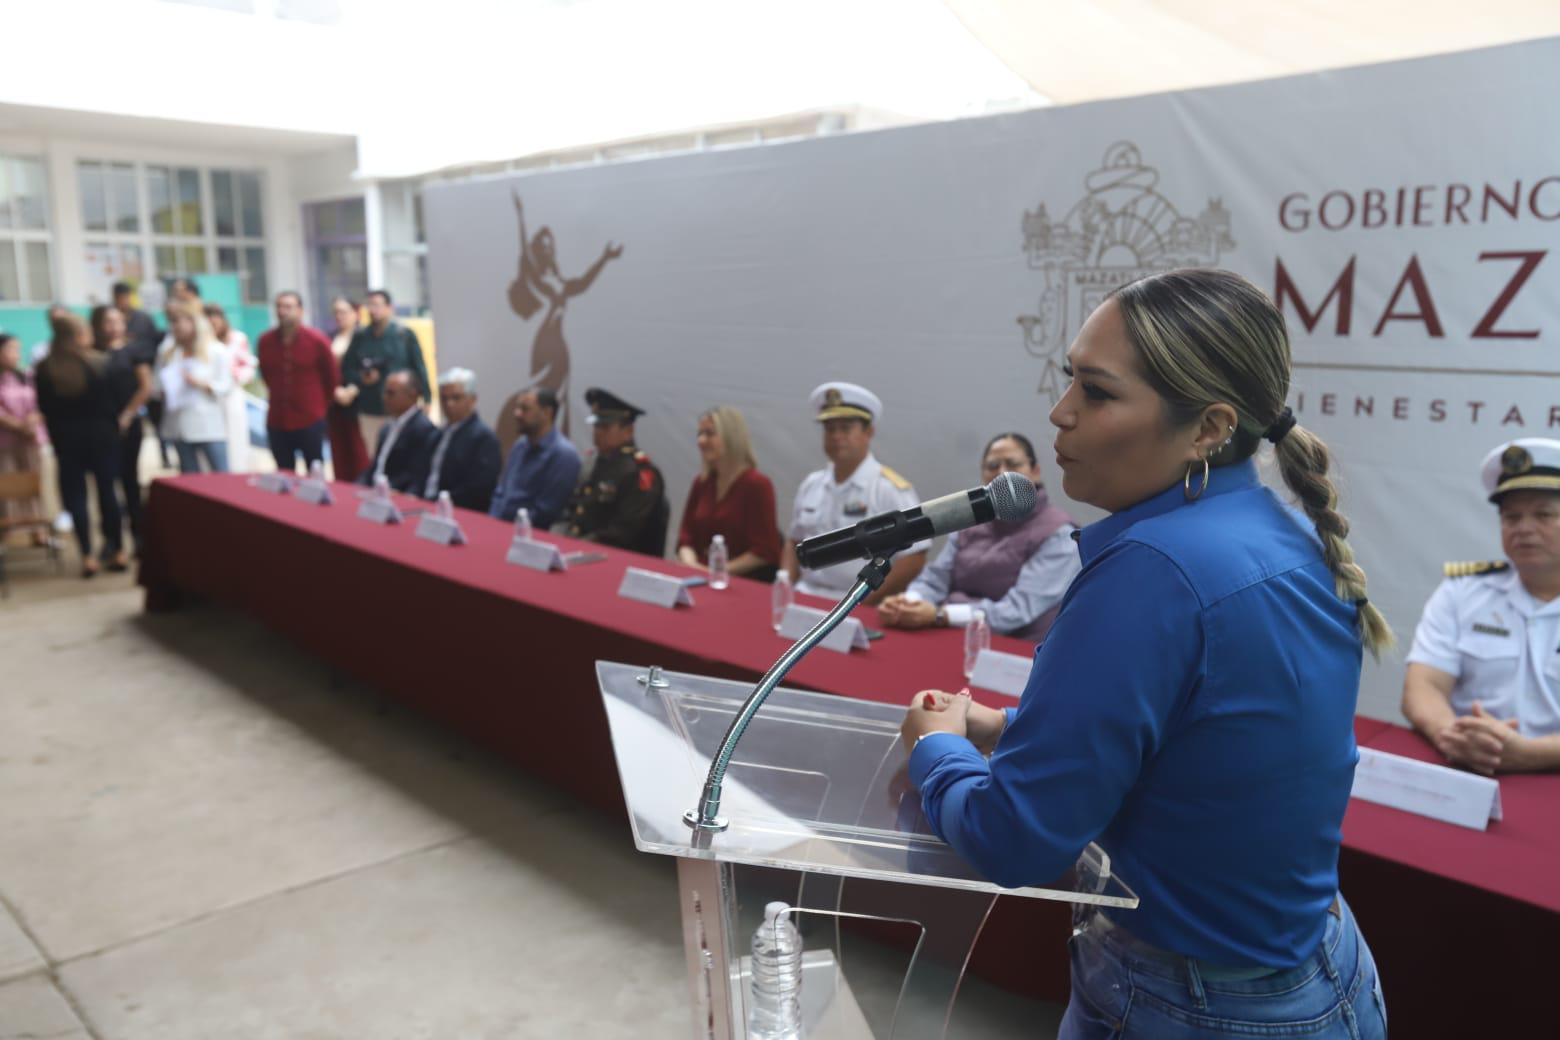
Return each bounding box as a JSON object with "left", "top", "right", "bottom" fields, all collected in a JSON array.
[{"left": 794, "top": 471, "right": 1038, "bottom": 570}]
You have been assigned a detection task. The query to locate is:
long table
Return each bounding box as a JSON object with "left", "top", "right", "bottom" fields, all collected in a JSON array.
[{"left": 140, "top": 475, "right": 1558, "bottom": 1037}]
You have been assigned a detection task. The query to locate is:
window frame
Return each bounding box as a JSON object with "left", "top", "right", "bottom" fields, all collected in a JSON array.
[
  {"left": 76, "top": 158, "right": 270, "bottom": 303},
  {"left": 0, "top": 153, "right": 57, "bottom": 304}
]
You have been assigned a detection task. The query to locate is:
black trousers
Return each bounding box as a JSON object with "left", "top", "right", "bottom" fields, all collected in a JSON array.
[
  {"left": 118, "top": 419, "right": 145, "bottom": 549},
  {"left": 55, "top": 434, "right": 122, "bottom": 559},
  {"left": 145, "top": 397, "right": 174, "bottom": 466},
  {"left": 268, "top": 420, "right": 326, "bottom": 473}
]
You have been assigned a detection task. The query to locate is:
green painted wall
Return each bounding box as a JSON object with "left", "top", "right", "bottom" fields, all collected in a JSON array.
[{"left": 0, "top": 272, "right": 271, "bottom": 366}]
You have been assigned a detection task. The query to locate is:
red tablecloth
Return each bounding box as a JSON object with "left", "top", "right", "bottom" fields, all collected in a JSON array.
[
  {"left": 1345, "top": 726, "right": 1560, "bottom": 913},
  {"left": 141, "top": 475, "right": 1559, "bottom": 1037}
]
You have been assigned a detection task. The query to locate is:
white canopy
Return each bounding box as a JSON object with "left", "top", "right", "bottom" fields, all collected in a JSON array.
[{"left": 943, "top": 0, "right": 1560, "bottom": 104}]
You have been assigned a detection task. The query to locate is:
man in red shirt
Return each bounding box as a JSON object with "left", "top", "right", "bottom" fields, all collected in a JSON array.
[{"left": 257, "top": 291, "right": 339, "bottom": 473}]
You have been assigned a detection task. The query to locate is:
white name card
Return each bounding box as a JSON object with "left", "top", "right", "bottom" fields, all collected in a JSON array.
[
  {"left": 618, "top": 566, "right": 695, "bottom": 608},
  {"left": 294, "top": 479, "right": 333, "bottom": 505},
  {"left": 969, "top": 648, "right": 1032, "bottom": 698},
  {"left": 1351, "top": 747, "right": 1502, "bottom": 831},
  {"left": 415, "top": 514, "right": 466, "bottom": 546},
  {"left": 253, "top": 473, "right": 294, "bottom": 494},
  {"left": 356, "top": 498, "right": 402, "bottom": 525},
  {"left": 777, "top": 603, "right": 870, "bottom": 654},
  {"left": 507, "top": 537, "right": 566, "bottom": 571}
]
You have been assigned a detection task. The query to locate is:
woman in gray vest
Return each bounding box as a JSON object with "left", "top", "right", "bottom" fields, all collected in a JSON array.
[{"left": 877, "top": 432, "right": 1079, "bottom": 642}]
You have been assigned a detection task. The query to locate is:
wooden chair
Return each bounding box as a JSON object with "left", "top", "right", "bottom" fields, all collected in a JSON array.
[{"left": 0, "top": 469, "right": 63, "bottom": 598}]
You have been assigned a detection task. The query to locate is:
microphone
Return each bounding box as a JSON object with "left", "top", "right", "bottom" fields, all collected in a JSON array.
[{"left": 795, "top": 472, "right": 1037, "bottom": 570}]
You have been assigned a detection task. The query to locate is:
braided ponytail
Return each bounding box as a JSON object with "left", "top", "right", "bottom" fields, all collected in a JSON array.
[
  {"left": 1272, "top": 425, "right": 1395, "bottom": 657},
  {"left": 1111, "top": 268, "right": 1391, "bottom": 658}
]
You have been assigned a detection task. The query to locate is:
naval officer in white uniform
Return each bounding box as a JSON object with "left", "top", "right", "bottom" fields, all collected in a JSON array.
[
  {"left": 779, "top": 382, "right": 928, "bottom": 606},
  {"left": 1402, "top": 438, "right": 1560, "bottom": 773}
]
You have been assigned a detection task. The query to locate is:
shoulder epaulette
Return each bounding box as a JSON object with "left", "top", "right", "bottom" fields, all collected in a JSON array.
[
  {"left": 1444, "top": 560, "right": 1510, "bottom": 578},
  {"left": 879, "top": 465, "right": 911, "bottom": 491}
]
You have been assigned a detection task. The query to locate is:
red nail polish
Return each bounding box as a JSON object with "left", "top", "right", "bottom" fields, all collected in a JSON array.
[
  {"left": 923, "top": 693, "right": 936, "bottom": 709},
  {"left": 957, "top": 687, "right": 971, "bottom": 697}
]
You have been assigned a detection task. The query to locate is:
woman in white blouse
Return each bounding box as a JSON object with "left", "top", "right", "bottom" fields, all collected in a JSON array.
[
  {"left": 205, "top": 303, "right": 255, "bottom": 473},
  {"left": 158, "top": 301, "right": 232, "bottom": 473}
]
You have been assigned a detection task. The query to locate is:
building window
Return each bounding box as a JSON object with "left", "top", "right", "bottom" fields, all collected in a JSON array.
[
  {"left": 0, "top": 155, "right": 55, "bottom": 303},
  {"left": 77, "top": 160, "right": 268, "bottom": 304}
]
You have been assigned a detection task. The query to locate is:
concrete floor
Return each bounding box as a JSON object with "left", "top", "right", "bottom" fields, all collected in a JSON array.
[{"left": 0, "top": 553, "right": 1063, "bottom": 1038}]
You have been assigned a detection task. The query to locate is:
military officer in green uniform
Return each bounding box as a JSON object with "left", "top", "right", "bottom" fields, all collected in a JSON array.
[{"left": 564, "top": 387, "right": 669, "bottom": 555}]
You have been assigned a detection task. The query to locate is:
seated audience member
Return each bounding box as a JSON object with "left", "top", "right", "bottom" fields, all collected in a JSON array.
[
  {"left": 878, "top": 432, "right": 1079, "bottom": 641},
  {"left": 0, "top": 332, "right": 49, "bottom": 540},
  {"left": 422, "top": 367, "right": 501, "bottom": 512},
  {"left": 1403, "top": 437, "right": 1560, "bottom": 773},
  {"left": 778, "top": 382, "right": 926, "bottom": 605},
  {"left": 675, "top": 405, "right": 781, "bottom": 581},
  {"left": 359, "top": 370, "right": 437, "bottom": 494},
  {"left": 157, "top": 302, "right": 233, "bottom": 474},
  {"left": 563, "top": 387, "right": 667, "bottom": 554},
  {"left": 489, "top": 387, "right": 581, "bottom": 528}
]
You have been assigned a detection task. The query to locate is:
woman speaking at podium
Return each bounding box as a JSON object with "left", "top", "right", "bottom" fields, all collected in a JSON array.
[{"left": 902, "top": 269, "right": 1390, "bottom": 1039}]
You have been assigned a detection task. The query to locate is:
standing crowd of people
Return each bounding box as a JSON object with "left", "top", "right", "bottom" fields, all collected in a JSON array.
[
  {"left": 0, "top": 280, "right": 430, "bottom": 578},
  {"left": 2, "top": 272, "right": 1085, "bottom": 641}
]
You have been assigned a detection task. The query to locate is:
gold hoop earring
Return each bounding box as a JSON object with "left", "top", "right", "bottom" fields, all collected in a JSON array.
[{"left": 1184, "top": 455, "right": 1210, "bottom": 501}]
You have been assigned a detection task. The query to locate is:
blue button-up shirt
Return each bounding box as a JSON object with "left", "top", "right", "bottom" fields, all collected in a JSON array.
[
  {"left": 488, "top": 427, "right": 582, "bottom": 529},
  {"left": 910, "top": 459, "right": 1363, "bottom": 967}
]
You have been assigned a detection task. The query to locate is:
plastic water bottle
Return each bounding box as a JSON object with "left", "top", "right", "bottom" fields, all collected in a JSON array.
[
  {"left": 963, "top": 608, "right": 991, "bottom": 679},
  {"left": 308, "top": 460, "right": 325, "bottom": 482},
  {"left": 436, "top": 491, "right": 454, "bottom": 521},
  {"left": 747, "top": 902, "right": 803, "bottom": 1040},
  {"left": 514, "top": 507, "right": 532, "bottom": 541},
  {"left": 373, "top": 474, "right": 391, "bottom": 501},
  {"left": 708, "top": 534, "right": 730, "bottom": 590},
  {"left": 771, "top": 570, "right": 793, "bottom": 631}
]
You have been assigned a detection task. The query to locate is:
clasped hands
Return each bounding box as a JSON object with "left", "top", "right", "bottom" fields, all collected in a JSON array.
[
  {"left": 900, "top": 688, "right": 1007, "bottom": 754},
  {"left": 1433, "top": 701, "right": 1532, "bottom": 775},
  {"left": 877, "top": 595, "right": 937, "bottom": 629}
]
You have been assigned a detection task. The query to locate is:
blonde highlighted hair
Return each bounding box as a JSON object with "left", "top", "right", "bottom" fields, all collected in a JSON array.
[
  {"left": 1110, "top": 268, "right": 1393, "bottom": 658},
  {"left": 162, "top": 300, "right": 215, "bottom": 364},
  {"left": 700, "top": 405, "right": 758, "bottom": 478}
]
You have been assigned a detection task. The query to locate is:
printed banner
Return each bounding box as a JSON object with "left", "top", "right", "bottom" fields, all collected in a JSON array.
[{"left": 425, "top": 39, "right": 1560, "bottom": 720}]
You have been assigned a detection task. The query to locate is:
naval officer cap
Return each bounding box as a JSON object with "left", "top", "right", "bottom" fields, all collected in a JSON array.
[
  {"left": 810, "top": 382, "right": 881, "bottom": 424},
  {"left": 1481, "top": 438, "right": 1560, "bottom": 503},
  {"left": 584, "top": 387, "right": 645, "bottom": 426}
]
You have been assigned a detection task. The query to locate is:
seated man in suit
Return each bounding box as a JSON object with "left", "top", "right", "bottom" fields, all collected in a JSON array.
[
  {"left": 359, "top": 370, "right": 437, "bottom": 494},
  {"left": 422, "top": 367, "right": 501, "bottom": 512}
]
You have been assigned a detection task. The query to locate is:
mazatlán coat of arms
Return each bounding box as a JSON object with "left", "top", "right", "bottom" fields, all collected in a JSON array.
[{"left": 1018, "top": 142, "right": 1235, "bottom": 401}]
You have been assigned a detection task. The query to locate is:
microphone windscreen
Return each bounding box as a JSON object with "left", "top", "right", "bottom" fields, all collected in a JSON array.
[{"left": 988, "top": 472, "right": 1038, "bottom": 522}]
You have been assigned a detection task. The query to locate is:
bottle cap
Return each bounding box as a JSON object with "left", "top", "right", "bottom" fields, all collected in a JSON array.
[
  {"left": 764, "top": 901, "right": 790, "bottom": 925},
  {"left": 713, "top": 534, "right": 725, "bottom": 544}
]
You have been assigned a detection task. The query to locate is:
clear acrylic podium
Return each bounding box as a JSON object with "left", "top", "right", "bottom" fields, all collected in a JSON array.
[{"left": 597, "top": 661, "right": 1138, "bottom": 1039}]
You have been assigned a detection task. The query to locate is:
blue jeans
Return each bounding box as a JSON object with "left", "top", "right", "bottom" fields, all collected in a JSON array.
[
  {"left": 174, "top": 440, "right": 229, "bottom": 474},
  {"left": 1060, "top": 896, "right": 1387, "bottom": 1039}
]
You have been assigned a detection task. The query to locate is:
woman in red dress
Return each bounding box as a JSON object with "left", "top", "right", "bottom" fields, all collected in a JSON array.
[
  {"left": 675, "top": 406, "right": 782, "bottom": 583},
  {"left": 325, "top": 296, "right": 370, "bottom": 482}
]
